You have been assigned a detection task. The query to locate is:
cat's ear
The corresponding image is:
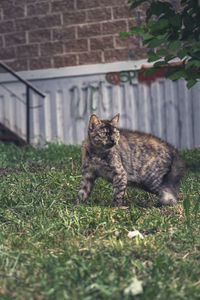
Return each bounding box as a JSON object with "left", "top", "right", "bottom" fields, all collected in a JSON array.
[
  {"left": 111, "top": 113, "right": 120, "bottom": 127},
  {"left": 89, "top": 114, "right": 101, "bottom": 130}
]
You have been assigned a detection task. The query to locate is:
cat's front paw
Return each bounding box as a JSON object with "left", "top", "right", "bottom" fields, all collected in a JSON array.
[
  {"left": 113, "top": 199, "right": 123, "bottom": 207},
  {"left": 74, "top": 197, "right": 80, "bottom": 205}
]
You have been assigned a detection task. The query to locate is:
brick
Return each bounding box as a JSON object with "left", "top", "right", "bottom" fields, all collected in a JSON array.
[
  {"left": 40, "top": 42, "right": 64, "bottom": 56},
  {"left": 102, "top": 20, "right": 127, "bottom": 35},
  {"left": 128, "top": 12, "right": 146, "bottom": 30},
  {"left": 63, "top": 11, "right": 86, "bottom": 26},
  {"left": 113, "top": 6, "right": 136, "bottom": 19},
  {"left": 0, "top": 36, "right": 3, "bottom": 47},
  {"left": 77, "top": 0, "right": 100, "bottom": 10},
  {"left": 90, "top": 37, "right": 114, "bottom": 50},
  {"left": 78, "top": 51, "right": 102, "bottom": 65},
  {"left": 104, "top": 49, "right": 129, "bottom": 62},
  {"left": 12, "top": 0, "right": 38, "bottom": 4},
  {"left": 29, "top": 57, "right": 52, "bottom": 70},
  {"left": 16, "top": 44, "right": 39, "bottom": 58},
  {"left": 27, "top": 2, "right": 50, "bottom": 16},
  {"left": 51, "top": 0, "right": 75, "bottom": 12},
  {"left": 53, "top": 26, "right": 75, "bottom": 41},
  {"left": 128, "top": 18, "right": 139, "bottom": 30},
  {"left": 15, "top": 15, "right": 61, "bottom": 31},
  {"left": 77, "top": 0, "right": 124, "bottom": 9},
  {"left": 0, "top": 21, "right": 14, "bottom": 33},
  {"left": 12, "top": 0, "right": 50, "bottom": 4},
  {"left": 87, "top": 7, "right": 111, "bottom": 22},
  {"left": 78, "top": 24, "right": 101, "bottom": 38},
  {"left": 133, "top": 48, "right": 148, "bottom": 60},
  {"left": 0, "top": 8, "right": 3, "bottom": 21},
  {"left": 3, "top": 4, "right": 24, "bottom": 20},
  {"left": 29, "top": 29, "right": 51, "bottom": 43},
  {"left": 53, "top": 54, "right": 77, "bottom": 68},
  {"left": 0, "top": 47, "right": 15, "bottom": 60},
  {"left": 115, "top": 35, "right": 138, "bottom": 48},
  {"left": 100, "top": 0, "right": 126, "bottom": 7},
  {"left": 5, "top": 32, "right": 26, "bottom": 47},
  {"left": 65, "top": 39, "right": 88, "bottom": 53},
  {"left": 6, "top": 59, "right": 28, "bottom": 72},
  {"left": 0, "top": 0, "right": 13, "bottom": 7},
  {"left": 41, "top": 14, "right": 62, "bottom": 28}
]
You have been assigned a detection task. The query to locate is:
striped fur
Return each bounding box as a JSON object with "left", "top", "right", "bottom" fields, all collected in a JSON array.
[{"left": 75, "top": 114, "right": 185, "bottom": 207}]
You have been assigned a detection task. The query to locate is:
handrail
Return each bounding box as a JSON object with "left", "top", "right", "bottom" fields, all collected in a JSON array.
[
  {"left": 0, "top": 61, "right": 45, "bottom": 98},
  {"left": 0, "top": 61, "right": 46, "bottom": 144}
]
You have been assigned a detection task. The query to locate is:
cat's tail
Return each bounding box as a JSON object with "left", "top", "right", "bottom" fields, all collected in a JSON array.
[
  {"left": 159, "top": 152, "right": 185, "bottom": 206},
  {"left": 170, "top": 152, "right": 185, "bottom": 185}
]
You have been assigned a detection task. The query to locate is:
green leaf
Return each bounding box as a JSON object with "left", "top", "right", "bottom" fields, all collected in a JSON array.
[
  {"left": 169, "top": 14, "right": 182, "bottom": 27},
  {"left": 165, "top": 54, "right": 175, "bottom": 63},
  {"left": 154, "top": 61, "right": 166, "bottom": 67},
  {"left": 186, "top": 60, "right": 200, "bottom": 68},
  {"left": 129, "top": 25, "right": 146, "bottom": 34},
  {"left": 156, "top": 49, "right": 169, "bottom": 56},
  {"left": 129, "top": 0, "right": 146, "bottom": 10},
  {"left": 143, "top": 68, "right": 155, "bottom": 76},
  {"left": 146, "top": 1, "right": 173, "bottom": 21},
  {"left": 168, "top": 40, "right": 181, "bottom": 52},
  {"left": 157, "top": 34, "right": 168, "bottom": 40},
  {"left": 169, "top": 70, "right": 186, "bottom": 80},
  {"left": 177, "top": 49, "right": 187, "bottom": 59},
  {"left": 119, "top": 31, "right": 129, "bottom": 38},
  {"left": 150, "top": 18, "right": 169, "bottom": 31},
  {"left": 187, "top": 79, "right": 197, "bottom": 88},
  {"left": 147, "top": 51, "right": 160, "bottom": 62},
  {"left": 148, "top": 38, "right": 165, "bottom": 48},
  {"left": 143, "top": 34, "right": 153, "bottom": 41}
]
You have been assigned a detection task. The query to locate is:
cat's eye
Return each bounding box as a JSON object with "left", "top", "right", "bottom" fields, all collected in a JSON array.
[
  {"left": 113, "top": 132, "right": 118, "bottom": 136},
  {"left": 101, "top": 132, "right": 107, "bottom": 137}
]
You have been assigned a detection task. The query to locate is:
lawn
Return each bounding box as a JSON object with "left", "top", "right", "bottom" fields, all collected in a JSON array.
[{"left": 0, "top": 142, "right": 199, "bottom": 300}]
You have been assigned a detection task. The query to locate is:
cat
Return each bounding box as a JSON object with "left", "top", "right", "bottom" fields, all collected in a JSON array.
[{"left": 75, "top": 114, "right": 185, "bottom": 207}]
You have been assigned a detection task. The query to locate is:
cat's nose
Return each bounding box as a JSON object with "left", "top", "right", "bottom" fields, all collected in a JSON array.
[{"left": 109, "top": 138, "right": 115, "bottom": 145}]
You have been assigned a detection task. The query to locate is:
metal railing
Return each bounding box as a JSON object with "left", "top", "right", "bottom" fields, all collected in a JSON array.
[{"left": 0, "top": 61, "right": 45, "bottom": 144}]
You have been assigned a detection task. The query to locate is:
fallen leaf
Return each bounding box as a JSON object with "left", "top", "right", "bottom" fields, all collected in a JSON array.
[
  {"left": 127, "top": 230, "right": 144, "bottom": 239},
  {"left": 124, "top": 277, "right": 143, "bottom": 296}
]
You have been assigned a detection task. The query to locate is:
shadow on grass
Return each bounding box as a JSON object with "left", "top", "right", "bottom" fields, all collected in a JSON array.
[
  {"left": 180, "top": 149, "right": 200, "bottom": 174},
  {"left": 185, "top": 161, "right": 200, "bottom": 174},
  {"left": 88, "top": 190, "right": 159, "bottom": 209}
]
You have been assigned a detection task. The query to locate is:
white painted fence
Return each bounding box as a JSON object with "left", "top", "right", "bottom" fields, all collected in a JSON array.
[{"left": 0, "top": 61, "right": 200, "bottom": 149}]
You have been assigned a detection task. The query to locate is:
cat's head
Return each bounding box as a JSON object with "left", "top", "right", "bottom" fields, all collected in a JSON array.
[{"left": 88, "top": 114, "right": 120, "bottom": 150}]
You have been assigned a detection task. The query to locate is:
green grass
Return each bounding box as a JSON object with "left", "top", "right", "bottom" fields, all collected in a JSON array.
[{"left": 0, "top": 142, "right": 199, "bottom": 300}]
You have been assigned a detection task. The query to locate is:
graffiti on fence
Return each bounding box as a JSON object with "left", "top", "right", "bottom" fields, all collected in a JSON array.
[
  {"left": 106, "top": 70, "right": 137, "bottom": 86},
  {"left": 70, "top": 81, "right": 107, "bottom": 120},
  {"left": 70, "top": 70, "right": 138, "bottom": 122}
]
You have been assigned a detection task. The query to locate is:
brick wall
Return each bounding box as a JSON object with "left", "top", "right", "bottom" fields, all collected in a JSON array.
[{"left": 0, "top": 0, "right": 148, "bottom": 72}]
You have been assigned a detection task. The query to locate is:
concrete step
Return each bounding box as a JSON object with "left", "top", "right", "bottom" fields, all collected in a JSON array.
[{"left": 0, "top": 123, "right": 26, "bottom": 146}]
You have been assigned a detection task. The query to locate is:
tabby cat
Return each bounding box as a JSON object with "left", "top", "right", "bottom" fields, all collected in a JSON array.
[{"left": 75, "top": 114, "right": 185, "bottom": 207}]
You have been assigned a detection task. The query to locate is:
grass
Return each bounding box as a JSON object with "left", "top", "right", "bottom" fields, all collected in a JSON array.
[{"left": 0, "top": 142, "right": 199, "bottom": 300}]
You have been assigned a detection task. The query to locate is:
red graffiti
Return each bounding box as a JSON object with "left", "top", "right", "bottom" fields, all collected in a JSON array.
[
  {"left": 106, "top": 72, "right": 121, "bottom": 85},
  {"left": 138, "top": 62, "right": 183, "bottom": 83},
  {"left": 138, "top": 66, "right": 169, "bottom": 83}
]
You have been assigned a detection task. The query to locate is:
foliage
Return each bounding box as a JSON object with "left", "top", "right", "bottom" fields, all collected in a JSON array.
[
  {"left": 121, "top": 0, "right": 200, "bottom": 88},
  {"left": 0, "top": 143, "right": 199, "bottom": 299}
]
